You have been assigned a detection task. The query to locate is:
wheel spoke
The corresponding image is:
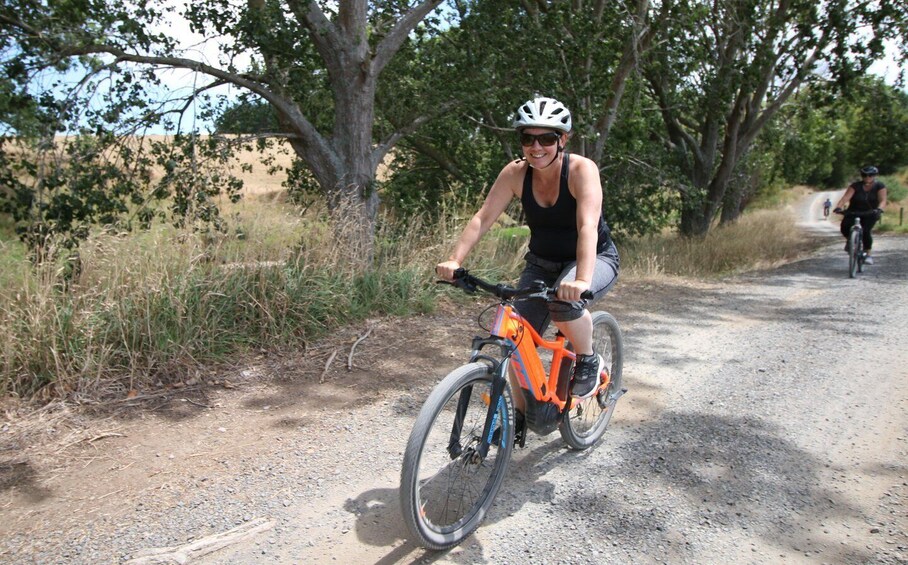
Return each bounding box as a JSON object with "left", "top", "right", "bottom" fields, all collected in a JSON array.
[
  {"left": 401, "top": 364, "right": 513, "bottom": 549},
  {"left": 559, "top": 311, "right": 624, "bottom": 450}
]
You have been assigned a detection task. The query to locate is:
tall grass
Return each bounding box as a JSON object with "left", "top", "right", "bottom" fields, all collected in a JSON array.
[
  {"left": 0, "top": 199, "right": 442, "bottom": 398},
  {"left": 619, "top": 209, "right": 817, "bottom": 278},
  {"left": 1, "top": 194, "right": 821, "bottom": 400},
  {"left": 877, "top": 173, "right": 908, "bottom": 234}
]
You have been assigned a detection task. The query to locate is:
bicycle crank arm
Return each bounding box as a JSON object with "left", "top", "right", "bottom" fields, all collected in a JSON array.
[{"left": 597, "top": 387, "right": 627, "bottom": 409}]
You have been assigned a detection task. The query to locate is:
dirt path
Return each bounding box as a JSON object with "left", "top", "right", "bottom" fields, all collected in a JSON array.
[{"left": 2, "top": 196, "right": 906, "bottom": 564}]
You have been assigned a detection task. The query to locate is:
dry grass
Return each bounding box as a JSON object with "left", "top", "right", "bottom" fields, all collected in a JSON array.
[
  {"left": 877, "top": 170, "right": 908, "bottom": 234},
  {"left": 0, "top": 196, "right": 438, "bottom": 398},
  {"left": 0, "top": 200, "right": 818, "bottom": 400},
  {"left": 620, "top": 209, "right": 817, "bottom": 279}
]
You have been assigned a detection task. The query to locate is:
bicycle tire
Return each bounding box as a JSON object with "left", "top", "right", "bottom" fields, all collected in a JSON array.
[
  {"left": 559, "top": 311, "right": 624, "bottom": 450},
  {"left": 849, "top": 227, "right": 861, "bottom": 278},
  {"left": 400, "top": 362, "right": 514, "bottom": 550}
]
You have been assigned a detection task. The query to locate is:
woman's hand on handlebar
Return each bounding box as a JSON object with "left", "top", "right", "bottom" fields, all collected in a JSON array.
[
  {"left": 435, "top": 260, "right": 461, "bottom": 282},
  {"left": 833, "top": 207, "right": 844, "bottom": 214},
  {"left": 557, "top": 279, "right": 591, "bottom": 302}
]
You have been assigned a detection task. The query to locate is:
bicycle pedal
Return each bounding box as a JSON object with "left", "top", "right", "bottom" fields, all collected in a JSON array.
[{"left": 596, "top": 387, "right": 627, "bottom": 409}]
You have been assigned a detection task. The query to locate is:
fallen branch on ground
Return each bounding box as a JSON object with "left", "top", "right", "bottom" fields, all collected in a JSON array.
[
  {"left": 319, "top": 349, "right": 338, "bottom": 383},
  {"left": 347, "top": 324, "right": 375, "bottom": 370},
  {"left": 58, "top": 431, "right": 126, "bottom": 451},
  {"left": 124, "top": 517, "right": 275, "bottom": 564}
]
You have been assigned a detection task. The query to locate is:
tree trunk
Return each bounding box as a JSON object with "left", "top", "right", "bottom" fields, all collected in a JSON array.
[
  {"left": 720, "top": 183, "right": 744, "bottom": 225},
  {"left": 679, "top": 197, "right": 711, "bottom": 236},
  {"left": 719, "top": 163, "right": 755, "bottom": 226},
  {"left": 325, "top": 169, "right": 379, "bottom": 267}
]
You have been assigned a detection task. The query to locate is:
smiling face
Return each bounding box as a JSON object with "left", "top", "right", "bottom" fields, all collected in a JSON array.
[
  {"left": 862, "top": 172, "right": 877, "bottom": 187},
  {"left": 519, "top": 127, "right": 564, "bottom": 167}
]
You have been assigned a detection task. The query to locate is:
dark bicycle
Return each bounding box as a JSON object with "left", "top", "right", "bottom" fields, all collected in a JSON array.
[{"left": 835, "top": 209, "right": 878, "bottom": 278}]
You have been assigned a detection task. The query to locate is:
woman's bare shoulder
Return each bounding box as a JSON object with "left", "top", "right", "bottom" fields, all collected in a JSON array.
[
  {"left": 569, "top": 153, "right": 599, "bottom": 173},
  {"left": 495, "top": 159, "right": 528, "bottom": 193},
  {"left": 502, "top": 158, "right": 529, "bottom": 176},
  {"left": 568, "top": 154, "right": 603, "bottom": 193}
]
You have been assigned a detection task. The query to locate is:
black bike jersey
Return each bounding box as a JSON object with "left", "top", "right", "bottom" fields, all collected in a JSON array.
[
  {"left": 848, "top": 180, "right": 886, "bottom": 212},
  {"left": 520, "top": 153, "right": 611, "bottom": 262}
]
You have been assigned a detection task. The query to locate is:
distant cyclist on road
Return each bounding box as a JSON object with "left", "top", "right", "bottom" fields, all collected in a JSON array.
[
  {"left": 833, "top": 166, "right": 887, "bottom": 265},
  {"left": 823, "top": 197, "right": 832, "bottom": 218}
]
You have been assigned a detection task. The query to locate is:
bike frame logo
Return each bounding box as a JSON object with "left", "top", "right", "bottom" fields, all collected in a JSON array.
[{"left": 490, "top": 305, "right": 536, "bottom": 396}]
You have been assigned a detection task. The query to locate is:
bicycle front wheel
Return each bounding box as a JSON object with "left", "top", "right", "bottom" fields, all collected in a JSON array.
[
  {"left": 849, "top": 227, "right": 861, "bottom": 278},
  {"left": 560, "top": 311, "right": 624, "bottom": 450},
  {"left": 400, "top": 362, "right": 514, "bottom": 550}
]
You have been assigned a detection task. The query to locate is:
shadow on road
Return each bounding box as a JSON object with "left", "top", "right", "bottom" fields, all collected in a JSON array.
[{"left": 600, "top": 410, "right": 885, "bottom": 564}]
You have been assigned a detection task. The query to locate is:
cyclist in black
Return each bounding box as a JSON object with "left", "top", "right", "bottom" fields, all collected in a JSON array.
[
  {"left": 823, "top": 197, "right": 832, "bottom": 218},
  {"left": 833, "top": 166, "right": 888, "bottom": 265}
]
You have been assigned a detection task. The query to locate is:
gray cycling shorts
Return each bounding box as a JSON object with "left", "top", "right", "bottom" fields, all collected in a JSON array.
[{"left": 514, "top": 240, "right": 620, "bottom": 334}]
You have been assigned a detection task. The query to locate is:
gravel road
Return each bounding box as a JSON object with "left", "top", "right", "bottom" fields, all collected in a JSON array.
[{"left": 2, "top": 192, "right": 906, "bottom": 564}]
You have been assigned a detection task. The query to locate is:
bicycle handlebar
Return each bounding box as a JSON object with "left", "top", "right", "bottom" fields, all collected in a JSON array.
[
  {"left": 439, "top": 268, "right": 594, "bottom": 301},
  {"left": 834, "top": 208, "right": 882, "bottom": 217}
]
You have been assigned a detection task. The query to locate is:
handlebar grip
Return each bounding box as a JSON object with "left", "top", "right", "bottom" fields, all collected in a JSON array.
[{"left": 551, "top": 287, "right": 595, "bottom": 300}]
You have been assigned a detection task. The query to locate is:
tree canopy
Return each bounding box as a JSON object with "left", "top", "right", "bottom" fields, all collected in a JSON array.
[{"left": 1, "top": 0, "right": 906, "bottom": 265}]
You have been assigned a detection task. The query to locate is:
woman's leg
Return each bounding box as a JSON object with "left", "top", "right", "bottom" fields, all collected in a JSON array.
[
  {"left": 840, "top": 214, "right": 855, "bottom": 239},
  {"left": 511, "top": 258, "right": 559, "bottom": 414},
  {"left": 514, "top": 257, "right": 556, "bottom": 334},
  {"left": 862, "top": 215, "right": 878, "bottom": 251},
  {"left": 552, "top": 311, "right": 594, "bottom": 355},
  {"left": 550, "top": 242, "right": 620, "bottom": 355}
]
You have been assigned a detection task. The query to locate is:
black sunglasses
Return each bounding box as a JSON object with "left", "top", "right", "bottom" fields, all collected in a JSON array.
[{"left": 519, "top": 132, "right": 561, "bottom": 147}]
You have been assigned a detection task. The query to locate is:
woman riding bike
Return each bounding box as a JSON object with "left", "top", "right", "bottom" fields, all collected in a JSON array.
[
  {"left": 834, "top": 166, "right": 887, "bottom": 265},
  {"left": 436, "top": 96, "right": 620, "bottom": 403}
]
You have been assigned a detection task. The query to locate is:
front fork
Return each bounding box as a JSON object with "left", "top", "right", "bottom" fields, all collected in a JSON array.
[{"left": 447, "top": 336, "right": 513, "bottom": 461}]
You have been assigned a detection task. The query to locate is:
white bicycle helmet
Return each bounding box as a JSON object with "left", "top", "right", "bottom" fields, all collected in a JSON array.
[{"left": 512, "top": 97, "right": 572, "bottom": 133}]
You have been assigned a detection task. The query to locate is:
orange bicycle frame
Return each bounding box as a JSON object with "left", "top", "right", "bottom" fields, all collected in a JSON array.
[{"left": 488, "top": 302, "right": 599, "bottom": 409}]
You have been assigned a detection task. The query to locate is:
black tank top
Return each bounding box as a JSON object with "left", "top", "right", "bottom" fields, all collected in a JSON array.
[
  {"left": 521, "top": 153, "right": 611, "bottom": 261},
  {"left": 848, "top": 180, "right": 886, "bottom": 212}
]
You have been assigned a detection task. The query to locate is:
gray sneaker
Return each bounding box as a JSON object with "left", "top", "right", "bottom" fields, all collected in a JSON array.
[
  {"left": 572, "top": 353, "right": 604, "bottom": 399},
  {"left": 864, "top": 255, "right": 874, "bottom": 265}
]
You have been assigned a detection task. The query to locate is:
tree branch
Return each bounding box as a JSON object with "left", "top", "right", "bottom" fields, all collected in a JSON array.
[
  {"left": 373, "top": 99, "right": 458, "bottom": 170},
  {"left": 373, "top": 0, "right": 445, "bottom": 76},
  {"left": 289, "top": 0, "right": 343, "bottom": 62},
  {"left": 591, "top": 0, "right": 652, "bottom": 163}
]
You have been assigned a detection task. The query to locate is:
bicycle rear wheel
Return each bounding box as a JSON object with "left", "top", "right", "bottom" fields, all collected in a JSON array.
[
  {"left": 400, "top": 362, "right": 514, "bottom": 550},
  {"left": 849, "top": 227, "right": 861, "bottom": 278},
  {"left": 559, "top": 311, "right": 624, "bottom": 450}
]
